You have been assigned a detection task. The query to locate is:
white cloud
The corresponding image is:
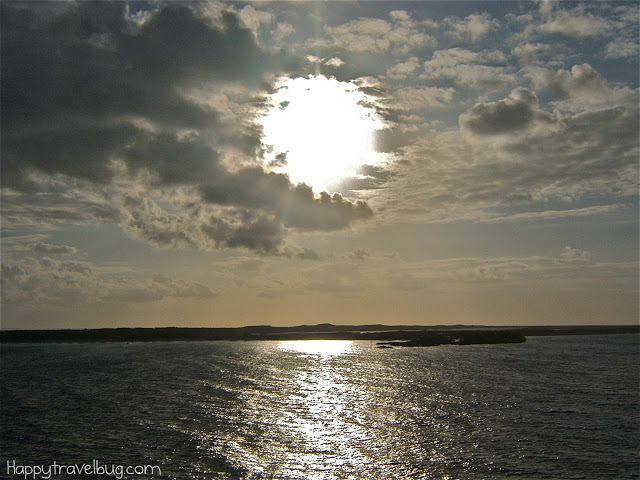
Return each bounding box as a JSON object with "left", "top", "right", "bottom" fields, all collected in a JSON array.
[
  {"left": 322, "top": 17, "right": 435, "bottom": 53},
  {"left": 446, "top": 13, "right": 498, "bottom": 43},
  {"left": 238, "top": 5, "right": 275, "bottom": 36},
  {"left": 537, "top": 7, "right": 612, "bottom": 38},
  {"left": 421, "top": 48, "right": 514, "bottom": 89},
  {"left": 512, "top": 42, "right": 551, "bottom": 65},
  {"left": 272, "top": 22, "right": 295, "bottom": 43},
  {"left": 560, "top": 246, "right": 592, "bottom": 262},
  {"left": 389, "top": 10, "right": 412, "bottom": 24},
  {"left": 324, "top": 57, "right": 345, "bottom": 68},
  {"left": 605, "top": 38, "right": 638, "bottom": 60},
  {"left": 424, "top": 48, "right": 481, "bottom": 68},
  {"left": 525, "top": 64, "right": 639, "bottom": 112},
  {"left": 386, "top": 57, "right": 420, "bottom": 79}
]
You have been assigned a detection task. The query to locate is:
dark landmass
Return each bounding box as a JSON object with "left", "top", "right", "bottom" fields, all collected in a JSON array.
[
  {"left": 376, "top": 330, "right": 526, "bottom": 347},
  {"left": 1, "top": 324, "right": 638, "bottom": 346}
]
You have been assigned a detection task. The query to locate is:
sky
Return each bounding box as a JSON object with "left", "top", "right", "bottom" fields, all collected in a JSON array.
[{"left": 1, "top": 0, "right": 638, "bottom": 330}]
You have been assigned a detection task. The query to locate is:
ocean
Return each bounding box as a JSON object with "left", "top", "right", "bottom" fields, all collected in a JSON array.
[{"left": 1, "top": 335, "right": 638, "bottom": 479}]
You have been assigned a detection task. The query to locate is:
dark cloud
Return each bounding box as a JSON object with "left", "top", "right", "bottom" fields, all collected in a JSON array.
[
  {"left": 459, "top": 88, "right": 557, "bottom": 135},
  {"left": 1, "top": 1, "right": 373, "bottom": 254},
  {"left": 123, "top": 194, "right": 200, "bottom": 248},
  {"left": 281, "top": 189, "right": 374, "bottom": 230},
  {"left": 200, "top": 175, "right": 373, "bottom": 231},
  {"left": 1, "top": 2, "right": 274, "bottom": 189},
  {"left": 546, "top": 64, "right": 608, "bottom": 98},
  {"left": 202, "top": 213, "right": 284, "bottom": 254},
  {"left": 267, "top": 152, "right": 288, "bottom": 168}
]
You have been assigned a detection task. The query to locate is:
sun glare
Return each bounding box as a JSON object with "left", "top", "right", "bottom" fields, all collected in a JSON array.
[
  {"left": 279, "top": 340, "right": 353, "bottom": 357},
  {"left": 260, "top": 75, "right": 385, "bottom": 193}
]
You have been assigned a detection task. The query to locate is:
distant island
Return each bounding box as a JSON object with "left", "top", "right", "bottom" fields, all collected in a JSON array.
[{"left": 1, "top": 324, "right": 638, "bottom": 346}]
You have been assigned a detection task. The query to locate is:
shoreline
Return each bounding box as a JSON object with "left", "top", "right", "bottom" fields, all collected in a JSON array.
[{"left": 1, "top": 324, "right": 637, "bottom": 345}]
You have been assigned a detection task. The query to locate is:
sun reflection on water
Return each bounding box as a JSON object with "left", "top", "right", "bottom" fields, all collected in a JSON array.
[
  {"left": 279, "top": 340, "right": 353, "bottom": 357},
  {"left": 273, "top": 340, "right": 373, "bottom": 478}
]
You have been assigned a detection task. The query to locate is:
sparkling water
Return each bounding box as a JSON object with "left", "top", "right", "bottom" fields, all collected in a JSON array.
[{"left": 2, "top": 335, "right": 638, "bottom": 479}]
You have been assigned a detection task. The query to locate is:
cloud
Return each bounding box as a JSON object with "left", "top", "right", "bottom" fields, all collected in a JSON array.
[
  {"left": 512, "top": 42, "right": 552, "bottom": 66},
  {"left": 446, "top": 13, "right": 499, "bottom": 43},
  {"left": 121, "top": 193, "right": 204, "bottom": 249},
  {"left": 389, "top": 10, "right": 412, "bottom": 24},
  {"left": 1, "top": 2, "right": 374, "bottom": 255},
  {"left": 524, "top": 63, "right": 638, "bottom": 112},
  {"left": 324, "top": 57, "right": 345, "bottom": 68},
  {"left": 368, "top": 251, "right": 633, "bottom": 288},
  {"left": 379, "top": 78, "right": 637, "bottom": 222},
  {"left": 560, "top": 246, "right": 592, "bottom": 263},
  {"left": 389, "top": 87, "right": 455, "bottom": 110},
  {"left": 1, "top": 2, "right": 276, "bottom": 189},
  {"left": 1, "top": 256, "right": 214, "bottom": 306},
  {"left": 328, "top": 163, "right": 397, "bottom": 195},
  {"left": 199, "top": 173, "right": 373, "bottom": 229},
  {"left": 605, "top": 39, "right": 638, "bottom": 60},
  {"left": 272, "top": 22, "right": 295, "bottom": 43},
  {"left": 29, "top": 243, "right": 78, "bottom": 255},
  {"left": 536, "top": 6, "right": 613, "bottom": 38},
  {"left": 545, "top": 64, "right": 610, "bottom": 98},
  {"left": 421, "top": 48, "right": 514, "bottom": 89},
  {"left": 424, "top": 48, "right": 507, "bottom": 69},
  {"left": 459, "top": 88, "right": 557, "bottom": 135},
  {"left": 279, "top": 190, "right": 374, "bottom": 230},
  {"left": 296, "top": 248, "right": 320, "bottom": 260},
  {"left": 1, "top": 177, "right": 122, "bottom": 230},
  {"left": 290, "top": 248, "right": 636, "bottom": 297},
  {"left": 202, "top": 213, "right": 284, "bottom": 254},
  {"left": 237, "top": 4, "right": 274, "bottom": 36},
  {"left": 322, "top": 18, "right": 393, "bottom": 52},
  {"left": 346, "top": 248, "right": 370, "bottom": 262},
  {"left": 321, "top": 16, "right": 435, "bottom": 53},
  {"left": 478, "top": 205, "right": 627, "bottom": 223},
  {"left": 386, "top": 57, "right": 420, "bottom": 79}
]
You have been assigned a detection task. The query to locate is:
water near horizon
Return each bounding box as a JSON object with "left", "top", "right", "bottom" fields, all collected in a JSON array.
[{"left": 2, "top": 335, "right": 638, "bottom": 479}]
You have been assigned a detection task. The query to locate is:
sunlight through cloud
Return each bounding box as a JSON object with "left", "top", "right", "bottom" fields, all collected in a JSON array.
[{"left": 260, "top": 75, "right": 385, "bottom": 193}]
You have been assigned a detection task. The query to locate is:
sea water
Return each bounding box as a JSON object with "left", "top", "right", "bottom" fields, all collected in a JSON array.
[{"left": 1, "top": 335, "right": 638, "bottom": 479}]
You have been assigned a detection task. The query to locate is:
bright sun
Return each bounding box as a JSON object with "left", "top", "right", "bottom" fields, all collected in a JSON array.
[{"left": 260, "top": 75, "right": 385, "bottom": 193}]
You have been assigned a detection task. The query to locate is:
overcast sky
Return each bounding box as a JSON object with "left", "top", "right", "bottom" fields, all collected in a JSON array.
[{"left": 2, "top": 0, "right": 638, "bottom": 329}]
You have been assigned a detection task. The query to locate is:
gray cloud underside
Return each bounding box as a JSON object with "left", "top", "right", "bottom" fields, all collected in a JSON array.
[
  {"left": 382, "top": 78, "right": 638, "bottom": 221},
  {"left": 1, "top": 256, "right": 214, "bottom": 306},
  {"left": 459, "top": 88, "right": 556, "bottom": 135},
  {"left": 1, "top": 2, "right": 373, "bottom": 254}
]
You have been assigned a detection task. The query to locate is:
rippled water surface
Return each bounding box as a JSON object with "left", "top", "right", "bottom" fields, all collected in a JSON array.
[{"left": 2, "top": 335, "right": 639, "bottom": 479}]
